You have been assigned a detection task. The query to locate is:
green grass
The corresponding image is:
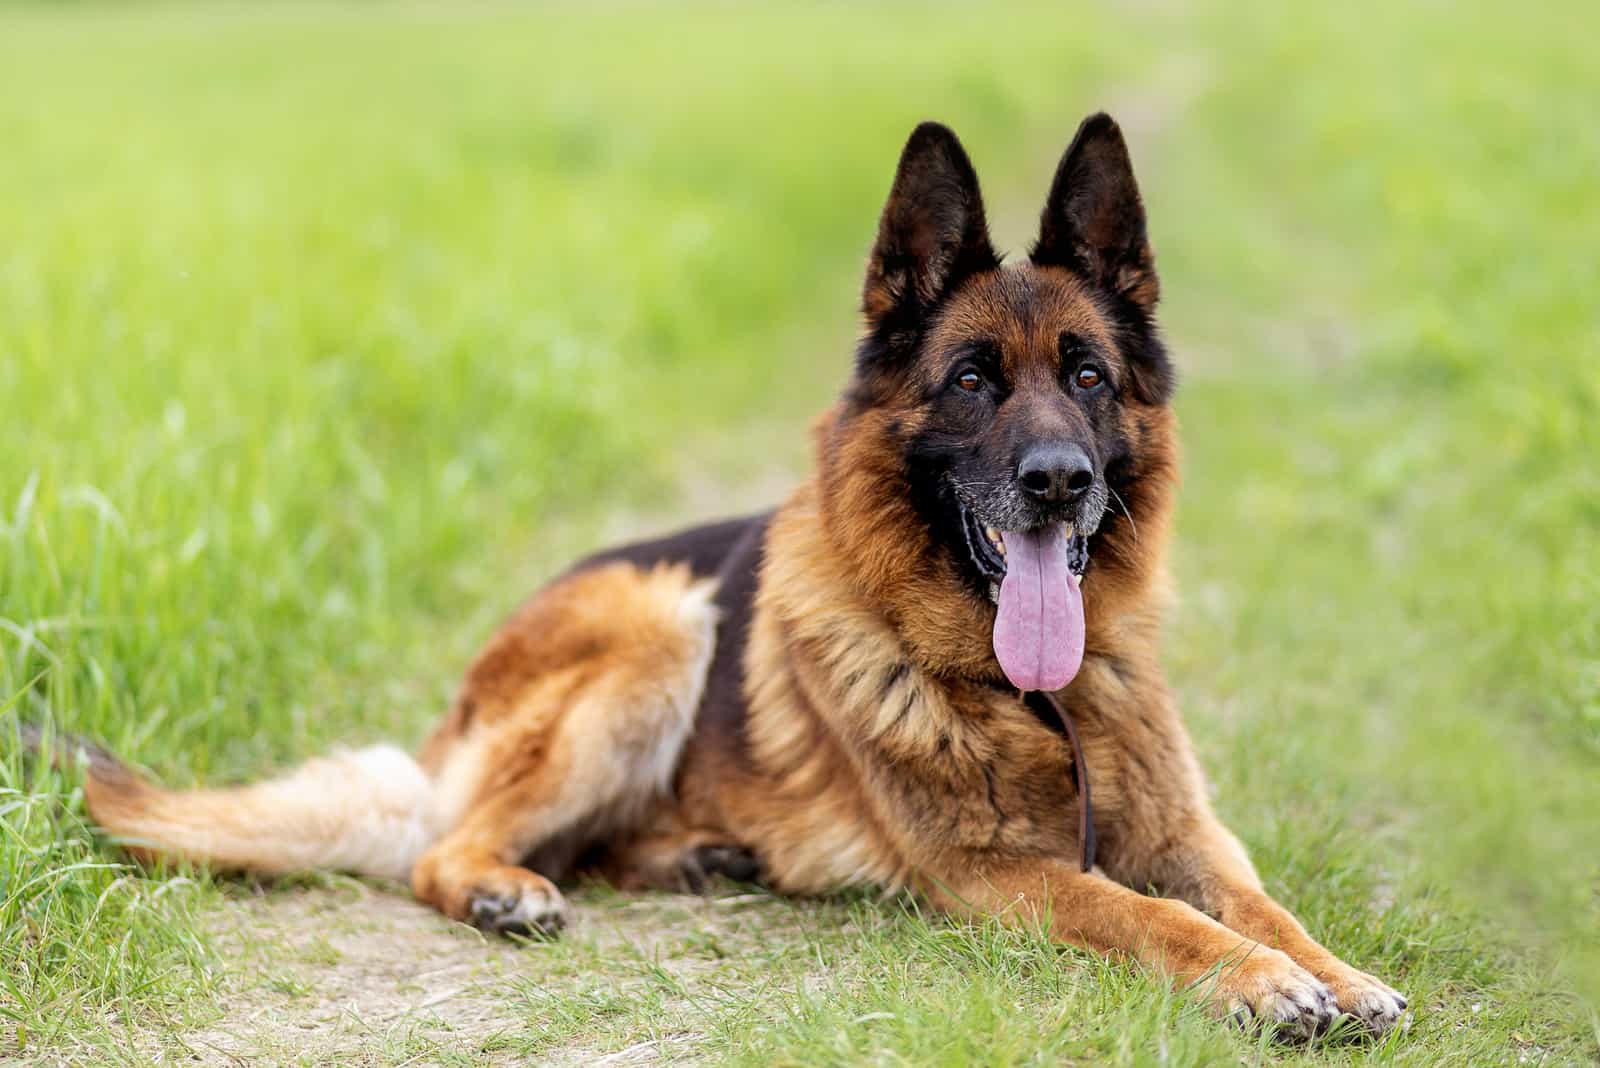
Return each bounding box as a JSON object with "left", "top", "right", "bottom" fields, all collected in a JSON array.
[{"left": 2, "top": 1, "right": 1596, "bottom": 1064}]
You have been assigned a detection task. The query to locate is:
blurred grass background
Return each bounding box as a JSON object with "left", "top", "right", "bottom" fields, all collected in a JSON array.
[{"left": 1, "top": 1, "right": 1595, "bottom": 1063}]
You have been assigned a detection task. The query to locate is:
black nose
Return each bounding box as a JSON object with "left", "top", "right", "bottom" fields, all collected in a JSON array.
[{"left": 1016, "top": 443, "right": 1095, "bottom": 503}]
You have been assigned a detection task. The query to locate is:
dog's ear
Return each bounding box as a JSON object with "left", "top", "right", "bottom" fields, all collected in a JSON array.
[
  {"left": 862, "top": 122, "right": 998, "bottom": 336},
  {"left": 1032, "top": 113, "right": 1159, "bottom": 313}
]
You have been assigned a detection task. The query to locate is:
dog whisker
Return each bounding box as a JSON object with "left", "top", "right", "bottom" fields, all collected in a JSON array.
[{"left": 1109, "top": 486, "right": 1137, "bottom": 545}]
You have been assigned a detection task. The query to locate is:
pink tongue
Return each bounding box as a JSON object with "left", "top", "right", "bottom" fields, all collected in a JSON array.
[{"left": 993, "top": 525, "right": 1084, "bottom": 691}]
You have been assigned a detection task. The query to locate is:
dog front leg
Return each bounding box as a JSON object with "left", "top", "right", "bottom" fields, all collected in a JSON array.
[
  {"left": 928, "top": 859, "right": 1339, "bottom": 1039},
  {"left": 1132, "top": 816, "right": 1408, "bottom": 1035}
]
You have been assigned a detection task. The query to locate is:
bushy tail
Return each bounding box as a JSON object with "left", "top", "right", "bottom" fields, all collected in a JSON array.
[{"left": 18, "top": 725, "right": 437, "bottom": 883}]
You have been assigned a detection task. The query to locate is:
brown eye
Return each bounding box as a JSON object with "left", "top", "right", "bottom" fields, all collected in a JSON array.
[
  {"left": 1075, "top": 365, "right": 1103, "bottom": 390},
  {"left": 957, "top": 371, "right": 983, "bottom": 392}
]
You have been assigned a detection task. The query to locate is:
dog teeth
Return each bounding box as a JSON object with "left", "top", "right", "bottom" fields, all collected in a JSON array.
[{"left": 984, "top": 526, "right": 1005, "bottom": 554}]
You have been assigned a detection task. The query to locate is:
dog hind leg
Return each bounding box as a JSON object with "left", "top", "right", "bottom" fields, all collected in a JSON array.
[{"left": 412, "top": 562, "right": 719, "bottom": 936}]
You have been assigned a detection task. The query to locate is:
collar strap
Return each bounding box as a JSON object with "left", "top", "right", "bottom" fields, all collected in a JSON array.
[{"left": 1024, "top": 689, "right": 1097, "bottom": 873}]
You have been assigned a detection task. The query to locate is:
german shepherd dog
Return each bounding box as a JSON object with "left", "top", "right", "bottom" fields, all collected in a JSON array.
[{"left": 49, "top": 114, "right": 1406, "bottom": 1039}]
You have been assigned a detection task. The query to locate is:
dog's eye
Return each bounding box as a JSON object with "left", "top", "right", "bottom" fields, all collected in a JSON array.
[
  {"left": 1074, "top": 365, "right": 1104, "bottom": 390},
  {"left": 956, "top": 371, "right": 983, "bottom": 392}
]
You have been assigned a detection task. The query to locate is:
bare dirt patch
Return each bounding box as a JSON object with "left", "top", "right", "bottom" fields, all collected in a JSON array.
[
  {"left": 143, "top": 880, "right": 825, "bottom": 1067},
  {"left": 162, "top": 884, "right": 529, "bottom": 1065}
]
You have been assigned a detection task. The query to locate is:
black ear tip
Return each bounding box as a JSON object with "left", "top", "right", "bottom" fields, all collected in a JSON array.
[
  {"left": 902, "top": 120, "right": 966, "bottom": 160},
  {"left": 907, "top": 120, "right": 960, "bottom": 144},
  {"left": 894, "top": 121, "right": 980, "bottom": 188},
  {"left": 1074, "top": 112, "right": 1125, "bottom": 146}
]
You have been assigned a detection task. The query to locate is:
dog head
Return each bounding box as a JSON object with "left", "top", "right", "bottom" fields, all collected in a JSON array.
[{"left": 818, "top": 114, "right": 1179, "bottom": 689}]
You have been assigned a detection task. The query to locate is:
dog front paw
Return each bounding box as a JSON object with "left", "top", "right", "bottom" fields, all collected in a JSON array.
[
  {"left": 1320, "top": 963, "right": 1407, "bottom": 1036},
  {"left": 1205, "top": 947, "right": 1339, "bottom": 1042}
]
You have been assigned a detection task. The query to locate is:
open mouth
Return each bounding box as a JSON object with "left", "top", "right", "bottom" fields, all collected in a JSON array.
[
  {"left": 960, "top": 507, "right": 1009, "bottom": 583},
  {"left": 958, "top": 504, "right": 1093, "bottom": 692},
  {"left": 960, "top": 505, "right": 1090, "bottom": 594}
]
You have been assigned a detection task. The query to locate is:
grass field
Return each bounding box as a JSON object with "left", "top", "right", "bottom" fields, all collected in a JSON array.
[{"left": 2, "top": 2, "right": 1597, "bottom": 1064}]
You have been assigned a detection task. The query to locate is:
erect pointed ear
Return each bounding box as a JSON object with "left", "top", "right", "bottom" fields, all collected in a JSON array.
[
  {"left": 862, "top": 122, "right": 998, "bottom": 335},
  {"left": 1031, "top": 113, "right": 1159, "bottom": 312}
]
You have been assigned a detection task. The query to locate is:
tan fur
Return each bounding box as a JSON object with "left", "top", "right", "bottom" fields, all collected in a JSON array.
[
  {"left": 74, "top": 116, "right": 1403, "bottom": 1038},
  {"left": 85, "top": 744, "right": 433, "bottom": 882},
  {"left": 409, "top": 562, "right": 717, "bottom": 927}
]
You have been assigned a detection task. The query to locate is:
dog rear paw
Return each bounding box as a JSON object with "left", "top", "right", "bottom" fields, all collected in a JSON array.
[
  {"left": 681, "top": 843, "right": 763, "bottom": 892},
  {"left": 413, "top": 849, "right": 571, "bottom": 939},
  {"left": 468, "top": 879, "right": 569, "bottom": 939}
]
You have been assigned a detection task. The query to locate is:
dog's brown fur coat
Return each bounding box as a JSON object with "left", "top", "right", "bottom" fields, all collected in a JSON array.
[{"left": 68, "top": 114, "right": 1404, "bottom": 1039}]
